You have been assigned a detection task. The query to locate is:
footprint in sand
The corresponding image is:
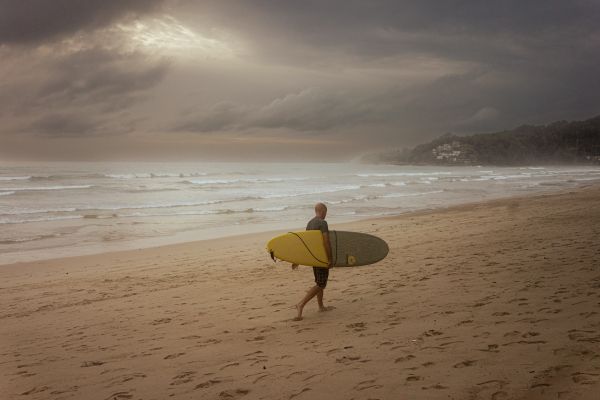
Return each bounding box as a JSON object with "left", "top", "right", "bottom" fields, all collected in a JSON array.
[
  {"left": 453, "top": 360, "right": 477, "bottom": 368},
  {"left": 151, "top": 318, "right": 172, "bottom": 325},
  {"left": 346, "top": 322, "right": 367, "bottom": 332},
  {"left": 335, "top": 355, "right": 362, "bottom": 364},
  {"left": 252, "top": 374, "right": 268, "bottom": 384},
  {"left": 568, "top": 329, "right": 600, "bottom": 343},
  {"left": 491, "top": 391, "right": 508, "bottom": 400},
  {"left": 49, "top": 386, "right": 79, "bottom": 396},
  {"left": 394, "top": 354, "right": 416, "bottom": 363},
  {"left": 116, "top": 373, "right": 146, "bottom": 383},
  {"left": 21, "top": 386, "right": 50, "bottom": 396},
  {"left": 81, "top": 361, "right": 104, "bottom": 367},
  {"left": 218, "top": 389, "right": 250, "bottom": 398},
  {"left": 530, "top": 383, "right": 550, "bottom": 388},
  {"left": 571, "top": 372, "right": 600, "bottom": 384},
  {"left": 354, "top": 379, "right": 383, "bottom": 391},
  {"left": 103, "top": 392, "right": 133, "bottom": 400},
  {"left": 492, "top": 311, "right": 510, "bottom": 316},
  {"left": 289, "top": 387, "right": 311, "bottom": 399},
  {"left": 220, "top": 362, "right": 239, "bottom": 370},
  {"left": 421, "top": 329, "right": 443, "bottom": 337},
  {"left": 475, "top": 380, "right": 508, "bottom": 400},
  {"left": 170, "top": 371, "right": 195, "bottom": 385},
  {"left": 478, "top": 344, "right": 499, "bottom": 352},
  {"left": 164, "top": 352, "right": 185, "bottom": 359},
  {"left": 421, "top": 383, "right": 448, "bottom": 390},
  {"left": 286, "top": 371, "right": 307, "bottom": 379},
  {"left": 195, "top": 379, "right": 222, "bottom": 389}
]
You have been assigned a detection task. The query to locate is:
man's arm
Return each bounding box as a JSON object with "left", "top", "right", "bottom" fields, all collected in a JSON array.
[{"left": 322, "top": 232, "right": 333, "bottom": 267}]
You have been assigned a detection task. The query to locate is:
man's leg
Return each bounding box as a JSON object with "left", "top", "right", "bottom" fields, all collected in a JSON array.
[
  {"left": 316, "top": 287, "right": 334, "bottom": 312},
  {"left": 314, "top": 267, "right": 333, "bottom": 312},
  {"left": 317, "top": 288, "right": 325, "bottom": 309},
  {"left": 294, "top": 285, "right": 322, "bottom": 321}
]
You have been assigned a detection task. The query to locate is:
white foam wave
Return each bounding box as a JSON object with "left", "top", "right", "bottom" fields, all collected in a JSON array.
[
  {"left": 0, "top": 176, "right": 31, "bottom": 181},
  {"left": 251, "top": 206, "right": 288, "bottom": 212},
  {"left": 0, "top": 215, "right": 83, "bottom": 224},
  {"left": 381, "top": 190, "right": 444, "bottom": 198},
  {"left": 1, "top": 185, "right": 93, "bottom": 191},
  {"left": 0, "top": 196, "right": 262, "bottom": 217},
  {"left": 184, "top": 177, "right": 294, "bottom": 185},
  {"left": 119, "top": 210, "right": 220, "bottom": 218},
  {"left": 76, "top": 199, "right": 225, "bottom": 212},
  {"left": 259, "top": 185, "right": 361, "bottom": 199},
  {"left": 105, "top": 173, "right": 152, "bottom": 179},
  {"left": 0, "top": 191, "right": 15, "bottom": 196},
  {"left": 118, "top": 205, "right": 289, "bottom": 219},
  {"left": 185, "top": 179, "right": 238, "bottom": 185},
  {"left": 0, "top": 207, "right": 77, "bottom": 216},
  {"left": 105, "top": 172, "right": 211, "bottom": 179},
  {"left": 356, "top": 172, "right": 452, "bottom": 177},
  {"left": 327, "top": 195, "right": 369, "bottom": 205}
]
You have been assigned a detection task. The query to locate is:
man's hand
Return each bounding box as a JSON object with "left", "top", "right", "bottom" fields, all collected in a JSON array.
[
  {"left": 322, "top": 232, "right": 333, "bottom": 268},
  {"left": 291, "top": 263, "right": 299, "bottom": 270}
]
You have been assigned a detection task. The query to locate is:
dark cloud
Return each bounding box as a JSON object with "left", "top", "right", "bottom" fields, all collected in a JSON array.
[
  {"left": 186, "top": 0, "right": 600, "bottom": 65},
  {"left": 1, "top": 0, "right": 600, "bottom": 157},
  {"left": 173, "top": 88, "right": 376, "bottom": 133},
  {"left": 164, "top": 0, "right": 599, "bottom": 145},
  {"left": 25, "top": 110, "right": 143, "bottom": 137},
  {"left": 27, "top": 112, "right": 99, "bottom": 137},
  {"left": 34, "top": 48, "right": 170, "bottom": 111},
  {"left": 174, "top": 101, "right": 248, "bottom": 133},
  {"left": 0, "top": 45, "right": 170, "bottom": 136},
  {"left": 0, "top": 0, "right": 165, "bottom": 45}
]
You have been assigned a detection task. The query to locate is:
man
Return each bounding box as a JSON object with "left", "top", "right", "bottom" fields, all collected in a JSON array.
[{"left": 292, "top": 202, "right": 334, "bottom": 321}]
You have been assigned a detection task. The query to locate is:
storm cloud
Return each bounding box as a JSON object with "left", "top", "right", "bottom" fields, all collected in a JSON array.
[
  {"left": 0, "top": 0, "right": 165, "bottom": 45},
  {"left": 0, "top": 0, "right": 599, "bottom": 159}
]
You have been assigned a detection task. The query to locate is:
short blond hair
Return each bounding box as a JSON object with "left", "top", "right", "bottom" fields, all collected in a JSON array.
[{"left": 315, "top": 202, "right": 327, "bottom": 212}]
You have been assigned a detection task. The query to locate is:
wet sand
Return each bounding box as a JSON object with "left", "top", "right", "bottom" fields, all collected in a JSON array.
[{"left": 1, "top": 184, "right": 599, "bottom": 400}]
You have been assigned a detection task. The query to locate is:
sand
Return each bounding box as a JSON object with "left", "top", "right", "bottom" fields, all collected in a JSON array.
[{"left": 1, "top": 184, "right": 600, "bottom": 400}]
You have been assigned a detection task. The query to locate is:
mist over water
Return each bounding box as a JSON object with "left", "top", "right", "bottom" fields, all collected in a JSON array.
[{"left": 1, "top": 161, "right": 599, "bottom": 264}]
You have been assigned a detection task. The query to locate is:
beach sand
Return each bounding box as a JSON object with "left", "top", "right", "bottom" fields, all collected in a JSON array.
[{"left": 1, "top": 184, "right": 600, "bottom": 400}]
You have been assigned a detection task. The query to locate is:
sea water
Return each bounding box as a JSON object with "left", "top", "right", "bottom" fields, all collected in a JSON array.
[{"left": 1, "top": 161, "right": 599, "bottom": 264}]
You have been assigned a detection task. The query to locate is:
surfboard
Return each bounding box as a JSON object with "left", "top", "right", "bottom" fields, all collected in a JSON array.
[{"left": 266, "top": 230, "right": 389, "bottom": 267}]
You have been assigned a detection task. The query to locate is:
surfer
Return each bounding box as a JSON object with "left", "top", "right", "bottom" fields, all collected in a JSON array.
[{"left": 292, "top": 202, "right": 334, "bottom": 321}]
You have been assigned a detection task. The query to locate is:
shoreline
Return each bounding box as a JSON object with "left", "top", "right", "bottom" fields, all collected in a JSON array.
[{"left": 2, "top": 181, "right": 597, "bottom": 268}]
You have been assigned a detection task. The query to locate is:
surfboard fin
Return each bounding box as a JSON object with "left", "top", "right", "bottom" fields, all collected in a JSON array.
[{"left": 270, "top": 250, "right": 276, "bottom": 262}]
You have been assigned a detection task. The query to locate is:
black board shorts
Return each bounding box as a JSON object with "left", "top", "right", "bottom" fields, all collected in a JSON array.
[{"left": 313, "top": 267, "right": 329, "bottom": 288}]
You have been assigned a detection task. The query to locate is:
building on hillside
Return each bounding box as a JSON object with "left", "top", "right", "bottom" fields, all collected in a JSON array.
[{"left": 431, "top": 140, "right": 477, "bottom": 165}]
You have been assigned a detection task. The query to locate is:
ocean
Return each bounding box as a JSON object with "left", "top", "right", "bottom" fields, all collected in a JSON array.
[{"left": 1, "top": 161, "right": 599, "bottom": 264}]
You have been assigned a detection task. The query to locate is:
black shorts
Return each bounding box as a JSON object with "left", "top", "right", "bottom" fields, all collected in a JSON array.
[{"left": 313, "top": 267, "right": 329, "bottom": 288}]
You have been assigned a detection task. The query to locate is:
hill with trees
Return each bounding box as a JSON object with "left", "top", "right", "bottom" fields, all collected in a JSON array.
[{"left": 364, "top": 115, "right": 600, "bottom": 166}]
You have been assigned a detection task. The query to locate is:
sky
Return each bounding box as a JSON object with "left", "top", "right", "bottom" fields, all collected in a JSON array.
[{"left": 0, "top": 0, "right": 599, "bottom": 161}]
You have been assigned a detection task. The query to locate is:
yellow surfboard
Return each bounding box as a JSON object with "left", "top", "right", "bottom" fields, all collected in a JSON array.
[
  {"left": 266, "top": 231, "right": 329, "bottom": 267},
  {"left": 267, "top": 230, "right": 389, "bottom": 268}
]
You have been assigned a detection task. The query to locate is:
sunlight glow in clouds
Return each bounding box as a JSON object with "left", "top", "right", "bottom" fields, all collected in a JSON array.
[{"left": 118, "top": 16, "right": 233, "bottom": 58}]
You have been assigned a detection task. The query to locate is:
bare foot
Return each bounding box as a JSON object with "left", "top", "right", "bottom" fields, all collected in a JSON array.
[
  {"left": 293, "top": 304, "right": 303, "bottom": 321},
  {"left": 319, "top": 306, "right": 335, "bottom": 312}
]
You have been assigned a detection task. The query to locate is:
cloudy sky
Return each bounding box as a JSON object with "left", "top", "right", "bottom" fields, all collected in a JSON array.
[{"left": 1, "top": 0, "right": 599, "bottom": 161}]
